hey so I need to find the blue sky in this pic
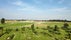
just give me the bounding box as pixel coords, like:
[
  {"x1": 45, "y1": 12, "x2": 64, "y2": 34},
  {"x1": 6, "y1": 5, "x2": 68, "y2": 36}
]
[{"x1": 0, "y1": 0, "x2": 71, "y2": 20}]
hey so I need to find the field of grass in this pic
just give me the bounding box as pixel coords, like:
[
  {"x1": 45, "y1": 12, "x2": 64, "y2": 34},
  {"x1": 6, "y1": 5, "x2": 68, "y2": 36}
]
[{"x1": 0, "y1": 21, "x2": 71, "y2": 40}]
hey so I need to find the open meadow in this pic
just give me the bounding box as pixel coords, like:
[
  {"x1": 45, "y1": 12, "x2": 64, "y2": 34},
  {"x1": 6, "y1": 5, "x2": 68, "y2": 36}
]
[{"x1": 0, "y1": 21, "x2": 71, "y2": 40}]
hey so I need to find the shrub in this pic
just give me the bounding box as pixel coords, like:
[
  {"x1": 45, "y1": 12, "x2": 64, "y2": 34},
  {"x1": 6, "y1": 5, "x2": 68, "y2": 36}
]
[
  {"x1": 47, "y1": 26, "x2": 53, "y2": 32},
  {"x1": 63, "y1": 23, "x2": 69, "y2": 28},
  {"x1": 16, "y1": 28, "x2": 19, "y2": 31},
  {"x1": 1, "y1": 18, "x2": 5, "y2": 24},
  {"x1": 6, "y1": 29, "x2": 12, "y2": 34},
  {"x1": 31, "y1": 24, "x2": 35, "y2": 31},
  {"x1": 54, "y1": 25, "x2": 59, "y2": 31},
  {"x1": 21, "y1": 27, "x2": 25, "y2": 31},
  {"x1": 33, "y1": 31, "x2": 37, "y2": 35},
  {"x1": 36, "y1": 27, "x2": 39, "y2": 29},
  {"x1": 62, "y1": 23, "x2": 69, "y2": 33},
  {"x1": 47, "y1": 26, "x2": 51, "y2": 29}
]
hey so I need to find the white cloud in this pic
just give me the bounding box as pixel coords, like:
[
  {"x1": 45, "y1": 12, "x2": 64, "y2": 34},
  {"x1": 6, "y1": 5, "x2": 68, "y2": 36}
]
[
  {"x1": 0, "y1": 0, "x2": 71, "y2": 20},
  {"x1": 12, "y1": 1, "x2": 23, "y2": 6},
  {"x1": 0, "y1": 7, "x2": 71, "y2": 20},
  {"x1": 58, "y1": 0, "x2": 65, "y2": 4},
  {"x1": 11, "y1": 0, "x2": 43, "y2": 13}
]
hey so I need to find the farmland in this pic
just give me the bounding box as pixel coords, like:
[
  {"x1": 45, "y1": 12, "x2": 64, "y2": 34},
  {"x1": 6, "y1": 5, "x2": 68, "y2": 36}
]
[{"x1": 0, "y1": 21, "x2": 71, "y2": 40}]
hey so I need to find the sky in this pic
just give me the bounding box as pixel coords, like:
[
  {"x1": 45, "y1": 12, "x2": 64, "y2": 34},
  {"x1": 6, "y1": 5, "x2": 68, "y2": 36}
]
[{"x1": 0, "y1": 0, "x2": 71, "y2": 20}]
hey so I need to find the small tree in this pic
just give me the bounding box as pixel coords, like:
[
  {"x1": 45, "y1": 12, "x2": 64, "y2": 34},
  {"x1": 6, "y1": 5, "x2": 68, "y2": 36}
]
[{"x1": 1, "y1": 18, "x2": 5, "y2": 24}]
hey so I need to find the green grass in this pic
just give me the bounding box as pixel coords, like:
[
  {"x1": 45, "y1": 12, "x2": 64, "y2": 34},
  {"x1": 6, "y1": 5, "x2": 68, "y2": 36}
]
[{"x1": 0, "y1": 21, "x2": 71, "y2": 40}]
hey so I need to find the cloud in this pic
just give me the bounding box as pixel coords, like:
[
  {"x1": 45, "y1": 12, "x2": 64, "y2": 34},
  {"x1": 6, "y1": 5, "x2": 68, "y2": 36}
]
[
  {"x1": 0, "y1": 0, "x2": 71, "y2": 20},
  {"x1": 10, "y1": 0, "x2": 43, "y2": 13},
  {"x1": 0, "y1": 6, "x2": 71, "y2": 20},
  {"x1": 13, "y1": 1, "x2": 22, "y2": 5},
  {"x1": 58, "y1": 0, "x2": 65, "y2": 4},
  {"x1": 11, "y1": 1, "x2": 23, "y2": 6}
]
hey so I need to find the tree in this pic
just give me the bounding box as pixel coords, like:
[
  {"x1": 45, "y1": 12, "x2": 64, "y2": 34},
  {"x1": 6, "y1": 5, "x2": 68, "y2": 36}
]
[{"x1": 1, "y1": 18, "x2": 5, "y2": 24}]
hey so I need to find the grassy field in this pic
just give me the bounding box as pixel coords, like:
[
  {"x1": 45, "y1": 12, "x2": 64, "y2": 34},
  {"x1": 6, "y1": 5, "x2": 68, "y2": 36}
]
[{"x1": 0, "y1": 21, "x2": 71, "y2": 40}]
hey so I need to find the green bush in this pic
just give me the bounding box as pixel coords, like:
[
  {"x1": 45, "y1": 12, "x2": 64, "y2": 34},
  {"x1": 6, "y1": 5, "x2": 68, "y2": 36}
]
[
  {"x1": 15, "y1": 28, "x2": 19, "y2": 31},
  {"x1": 6, "y1": 29, "x2": 12, "y2": 34},
  {"x1": 21, "y1": 27, "x2": 25, "y2": 31},
  {"x1": 1, "y1": 18, "x2": 5, "y2": 24},
  {"x1": 31, "y1": 24, "x2": 35, "y2": 31}
]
